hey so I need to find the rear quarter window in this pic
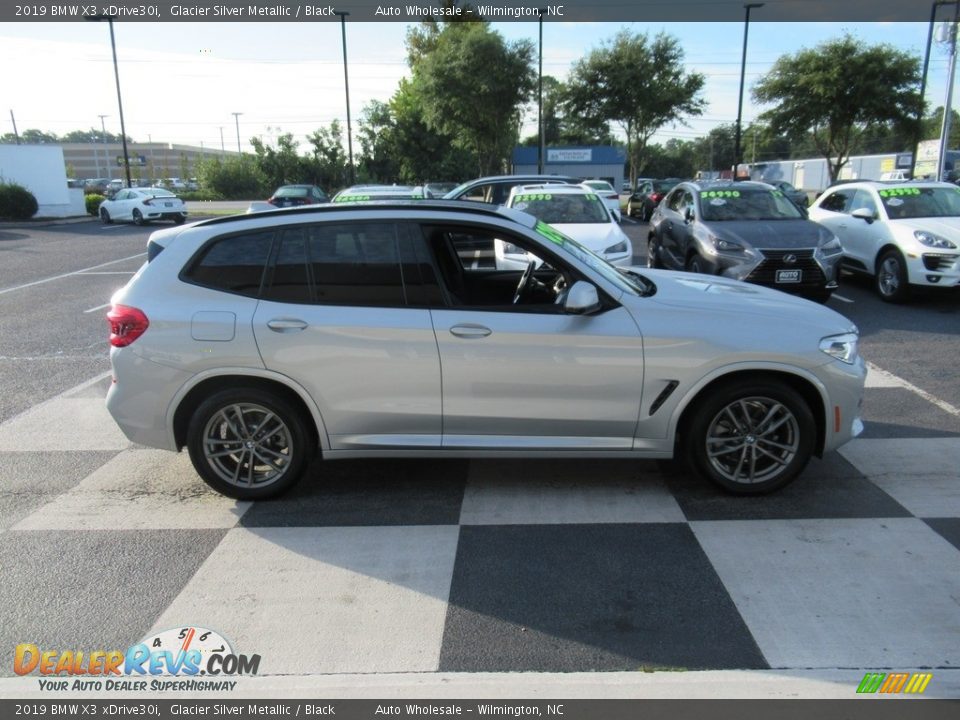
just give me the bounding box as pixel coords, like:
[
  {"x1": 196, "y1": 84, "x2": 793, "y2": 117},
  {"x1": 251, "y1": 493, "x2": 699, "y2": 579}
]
[{"x1": 182, "y1": 230, "x2": 274, "y2": 297}]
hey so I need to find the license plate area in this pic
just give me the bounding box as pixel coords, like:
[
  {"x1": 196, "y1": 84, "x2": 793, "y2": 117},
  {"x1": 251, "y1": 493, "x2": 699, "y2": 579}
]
[{"x1": 776, "y1": 269, "x2": 802, "y2": 283}]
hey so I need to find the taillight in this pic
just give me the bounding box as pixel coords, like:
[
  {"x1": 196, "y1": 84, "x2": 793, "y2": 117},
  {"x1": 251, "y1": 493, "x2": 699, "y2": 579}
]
[
  {"x1": 142, "y1": 198, "x2": 153, "y2": 206},
  {"x1": 651, "y1": 193, "x2": 663, "y2": 202},
  {"x1": 107, "y1": 305, "x2": 149, "y2": 347}
]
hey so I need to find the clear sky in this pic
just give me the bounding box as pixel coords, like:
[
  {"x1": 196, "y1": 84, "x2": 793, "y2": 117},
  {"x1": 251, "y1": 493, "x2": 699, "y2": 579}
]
[{"x1": 0, "y1": 20, "x2": 948, "y2": 154}]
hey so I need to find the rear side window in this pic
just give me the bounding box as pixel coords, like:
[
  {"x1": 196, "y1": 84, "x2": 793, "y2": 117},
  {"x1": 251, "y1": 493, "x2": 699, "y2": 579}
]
[
  {"x1": 183, "y1": 230, "x2": 274, "y2": 297},
  {"x1": 309, "y1": 223, "x2": 404, "y2": 306}
]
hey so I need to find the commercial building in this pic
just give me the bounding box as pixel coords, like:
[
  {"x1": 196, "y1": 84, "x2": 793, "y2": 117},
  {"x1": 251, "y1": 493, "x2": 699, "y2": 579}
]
[
  {"x1": 512, "y1": 146, "x2": 627, "y2": 190},
  {"x1": 60, "y1": 142, "x2": 238, "y2": 183}
]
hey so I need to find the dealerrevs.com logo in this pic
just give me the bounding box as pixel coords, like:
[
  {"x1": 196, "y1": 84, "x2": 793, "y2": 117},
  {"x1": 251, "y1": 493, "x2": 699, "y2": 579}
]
[{"x1": 14, "y1": 626, "x2": 260, "y2": 692}]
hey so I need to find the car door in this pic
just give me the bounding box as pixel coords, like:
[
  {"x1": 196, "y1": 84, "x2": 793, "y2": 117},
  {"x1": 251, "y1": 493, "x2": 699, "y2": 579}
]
[
  {"x1": 811, "y1": 188, "x2": 873, "y2": 271},
  {"x1": 420, "y1": 223, "x2": 645, "y2": 449},
  {"x1": 658, "y1": 188, "x2": 691, "y2": 268},
  {"x1": 251, "y1": 221, "x2": 442, "y2": 451},
  {"x1": 840, "y1": 189, "x2": 889, "y2": 269}
]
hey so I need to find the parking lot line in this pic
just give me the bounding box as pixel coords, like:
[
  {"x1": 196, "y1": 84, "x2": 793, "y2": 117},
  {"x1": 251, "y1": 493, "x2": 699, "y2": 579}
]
[
  {"x1": 0, "y1": 253, "x2": 146, "y2": 297},
  {"x1": 83, "y1": 302, "x2": 112, "y2": 314},
  {"x1": 866, "y1": 361, "x2": 960, "y2": 418},
  {"x1": 831, "y1": 294, "x2": 854, "y2": 303}
]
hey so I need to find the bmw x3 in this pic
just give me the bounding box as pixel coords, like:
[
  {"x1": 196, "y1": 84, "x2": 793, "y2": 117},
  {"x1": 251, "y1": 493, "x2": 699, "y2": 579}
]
[{"x1": 106, "y1": 201, "x2": 865, "y2": 499}]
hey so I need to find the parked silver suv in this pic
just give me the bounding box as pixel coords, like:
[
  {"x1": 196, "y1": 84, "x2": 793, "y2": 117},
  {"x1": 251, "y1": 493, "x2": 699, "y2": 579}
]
[{"x1": 107, "y1": 201, "x2": 865, "y2": 499}]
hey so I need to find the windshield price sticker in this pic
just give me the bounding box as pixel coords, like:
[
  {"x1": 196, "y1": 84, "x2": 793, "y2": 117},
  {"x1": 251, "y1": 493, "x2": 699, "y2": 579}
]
[
  {"x1": 515, "y1": 193, "x2": 553, "y2": 202},
  {"x1": 701, "y1": 190, "x2": 741, "y2": 199},
  {"x1": 878, "y1": 188, "x2": 921, "y2": 197},
  {"x1": 334, "y1": 195, "x2": 371, "y2": 203}
]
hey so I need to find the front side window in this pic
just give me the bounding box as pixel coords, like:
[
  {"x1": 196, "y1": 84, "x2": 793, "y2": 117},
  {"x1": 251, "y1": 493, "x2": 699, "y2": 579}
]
[
  {"x1": 183, "y1": 230, "x2": 274, "y2": 297},
  {"x1": 819, "y1": 189, "x2": 855, "y2": 214}
]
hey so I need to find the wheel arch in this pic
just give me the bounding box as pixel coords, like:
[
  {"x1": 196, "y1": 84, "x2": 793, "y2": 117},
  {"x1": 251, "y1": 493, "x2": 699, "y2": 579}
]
[
  {"x1": 672, "y1": 367, "x2": 827, "y2": 458},
  {"x1": 169, "y1": 370, "x2": 327, "y2": 453},
  {"x1": 873, "y1": 243, "x2": 904, "y2": 274}
]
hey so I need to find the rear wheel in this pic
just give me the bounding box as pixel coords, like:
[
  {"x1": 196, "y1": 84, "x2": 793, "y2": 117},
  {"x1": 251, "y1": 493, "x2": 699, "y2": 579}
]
[
  {"x1": 875, "y1": 249, "x2": 910, "y2": 303},
  {"x1": 684, "y1": 380, "x2": 815, "y2": 494},
  {"x1": 186, "y1": 388, "x2": 315, "y2": 500},
  {"x1": 132, "y1": 209, "x2": 145, "y2": 226},
  {"x1": 174, "y1": 214, "x2": 186, "y2": 225}
]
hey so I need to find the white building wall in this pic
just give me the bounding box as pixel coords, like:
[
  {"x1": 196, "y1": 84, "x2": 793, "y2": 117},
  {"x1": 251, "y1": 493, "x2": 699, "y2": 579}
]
[{"x1": 0, "y1": 145, "x2": 80, "y2": 218}]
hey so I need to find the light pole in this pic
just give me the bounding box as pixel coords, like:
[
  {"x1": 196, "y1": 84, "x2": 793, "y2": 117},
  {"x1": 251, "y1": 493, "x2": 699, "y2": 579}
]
[
  {"x1": 912, "y1": 1, "x2": 957, "y2": 180},
  {"x1": 734, "y1": 3, "x2": 763, "y2": 181},
  {"x1": 87, "y1": 13, "x2": 132, "y2": 188},
  {"x1": 219, "y1": 126, "x2": 225, "y2": 153},
  {"x1": 231, "y1": 112, "x2": 243, "y2": 155},
  {"x1": 335, "y1": 10, "x2": 355, "y2": 185},
  {"x1": 537, "y1": 8, "x2": 545, "y2": 174},
  {"x1": 938, "y1": 3, "x2": 960, "y2": 181},
  {"x1": 98, "y1": 114, "x2": 110, "y2": 180}
]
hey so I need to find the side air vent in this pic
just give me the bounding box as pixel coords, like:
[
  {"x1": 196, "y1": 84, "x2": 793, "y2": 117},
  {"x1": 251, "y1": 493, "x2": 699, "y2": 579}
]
[{"x1": 649, "y1": 380, "x2": 679, "y2": 416}]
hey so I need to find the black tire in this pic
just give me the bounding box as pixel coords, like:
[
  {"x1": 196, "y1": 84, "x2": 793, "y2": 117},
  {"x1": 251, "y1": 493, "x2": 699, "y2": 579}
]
[
  {"x1": 647, "y1": 237, "x2": 663, "y2": 269},
  {"x1": 875, "y1": 248, "x2": 910, "y2": 303},
  {"x1": 132, "y1": 209, "x2": 145, "y2": 226},
  {"x1": 186, "y1": 388, "x2": 315, "y2": 500},
  {"x1": 174, "y1": 215, "x2": 186, "y2": 225},
  {"x1": 683, "y1": 379, "x2": 815, "y2": 494},
  {"x1": 806, "y1": 289, "x2": 833, "y2": 304},
  {"x1": 99, "y1": 207, "x2": 112, "y2": 224},
  {"x1": 640, "y1": 204, "x2": 651, "y2": 222},
  {"x1": 686, "y1": 254, "x2": 706, "y2": 274}
]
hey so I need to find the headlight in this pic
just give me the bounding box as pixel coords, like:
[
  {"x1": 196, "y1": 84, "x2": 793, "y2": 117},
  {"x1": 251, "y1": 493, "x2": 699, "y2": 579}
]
[
  {"x1": 712, "y1": 237, "x2": 744, "y2": 253},
  {"x1": 819, "y1": 332, "x2": 859, "y2": 365},
  {"x1": 605, "y1": 241, "x2": 627, "y2": 254},
  {"x1": 817, "y1": 235, "x2": 843, "y2": 255},
  {"x1": 914, "y1": 230, "x2": 957, "y2": 249}
]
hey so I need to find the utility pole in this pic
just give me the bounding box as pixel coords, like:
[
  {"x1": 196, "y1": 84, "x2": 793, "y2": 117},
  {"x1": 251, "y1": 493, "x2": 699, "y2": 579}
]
[
  {"x1": 939, "y1": 8, "x2": 960, "y2": 181},
  {"x1": 99, "y1": 114, "x2": 110, "y2": 180},
  {"x1": 9, "y1": 110, "x2": 20, "y2": 144}
]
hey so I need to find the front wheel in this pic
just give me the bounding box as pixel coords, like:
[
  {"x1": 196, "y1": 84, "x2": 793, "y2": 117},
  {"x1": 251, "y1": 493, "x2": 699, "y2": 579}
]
[
  {"x1": 647, "y1": 237, "x2": 663, "y2": 268},
  {"x1": 99, "y1": 207, "x2": 112, "y2": 224},
  {"x1": 686, "y1": 254, "x2": 707, "y2": 274},
  {"x1": 683, "y1": 380, "x2": 815, "y2": 494},
  {"x1": 186, "y1": 388, "x2": 315, "y2": 500},
  {"x1": 875, "y1": 249, "x2": 910, "y2": 303}
]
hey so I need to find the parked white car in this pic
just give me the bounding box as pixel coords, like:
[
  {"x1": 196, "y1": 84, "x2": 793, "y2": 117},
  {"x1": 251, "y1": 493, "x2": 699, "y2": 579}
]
[
  {"x1": 502, "y1": 184, "x2": 632, "y2": 269},
  {"x1": 808, "y1": 180, "x2": 960, "y2": 301},
  {"x1": 99, "y1": 187, "x2": 187, "y2": 226},
  {"x1": 580, "y1": 179, "x2": 622, "y2": 222},
  {"x1": 106, "y1": 201, "x2": 864, "y2": 499}
]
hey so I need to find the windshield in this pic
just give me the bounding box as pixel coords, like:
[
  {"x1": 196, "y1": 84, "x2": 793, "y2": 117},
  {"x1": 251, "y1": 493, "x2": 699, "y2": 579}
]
[
  {"x1": 533, "y1": 220, "x2": 648, "y2": 296},
  {"x1": 699, "y1": 188, "x2": 804, "y2": 221},
  {"x1": 879, "y1": 187, "x2": 960, "y2": 219},
  {"x1": 512, "y1": 192, "x2": 610, "y2": 224}
]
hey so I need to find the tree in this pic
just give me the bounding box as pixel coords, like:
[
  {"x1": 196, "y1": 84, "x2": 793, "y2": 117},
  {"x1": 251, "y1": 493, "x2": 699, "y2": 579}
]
[
  {"x1": 563, "y1": 31, "x2": 705, "y2": 188},
  {"x1": 305, "y1": 121, "x2": 350, "y2": 190},
  {"x1": 250, "y1": 131, "x2": 304, "y2": 189},
  {"x1": 752, "y1": 34, "x2": 921, "y2": 182},
  {"x1": 195, "y1": 156, "x2": 266, "y2": 199},
  {"x1": 415, "y1": 22, "x2": 536, "y2": 175}
]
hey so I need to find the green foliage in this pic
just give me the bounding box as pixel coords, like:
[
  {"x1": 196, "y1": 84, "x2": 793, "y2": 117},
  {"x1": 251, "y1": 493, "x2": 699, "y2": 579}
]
[
  {"x1": 415, "y1": 23, "x2": 536, "y2": 175},
  {"x1": 0, "y1": 182, "x2": 39, "y2": 220},
  {"x1": 564, "y1": 31, "x2": 705, "y2": 186},
  {"x1": 195, "y1": 156, "x2": 267, "y2": 200},
  {"x1": 752, "y1": 34, "x2": 921, "y2": 182},
  {"x1": 85, "y1": 193, "x2": 106, "y2": 216},
  {"x1": 178, "y1": 189, "x2": 223, "y2": 202}
]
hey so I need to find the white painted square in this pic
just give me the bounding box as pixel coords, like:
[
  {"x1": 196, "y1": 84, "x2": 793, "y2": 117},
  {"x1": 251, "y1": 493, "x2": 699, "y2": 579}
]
[
  {"x1": 0, "y1": 397, "x2": 130, "y2": 451},
  {"x1": 12, "y1": 449, "x2": 250, "y2": 530},
  {"x1": 692, "y1": 518, "x2": 960, "y2": 668},
  {"x1": 840, "y1": 438, "x2": 960, "y2": 517},
  {"x1": 459, "y1": 459, "x2": 685, "y2": 525},
  {"x1": 151, "y1": 526, "x2": 460, "y2": 674}
]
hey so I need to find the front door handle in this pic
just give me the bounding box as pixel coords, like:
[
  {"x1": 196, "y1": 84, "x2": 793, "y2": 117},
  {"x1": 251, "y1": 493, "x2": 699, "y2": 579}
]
[
  {"x1": 450, "y1": 324, "x2": 492, "y2": 339},
  {"x1": 267, "y1": 318, "x2": 308, "y2": 332}
]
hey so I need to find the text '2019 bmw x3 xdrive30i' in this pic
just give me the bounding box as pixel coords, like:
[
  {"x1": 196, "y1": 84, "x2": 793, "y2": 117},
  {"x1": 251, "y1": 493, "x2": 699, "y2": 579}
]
[{"x1": 106, "y1": 200, "x2": 865, "y2": 499}]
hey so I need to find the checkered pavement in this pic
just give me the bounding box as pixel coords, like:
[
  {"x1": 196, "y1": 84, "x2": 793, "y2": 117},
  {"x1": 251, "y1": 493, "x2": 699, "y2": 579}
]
[{"x1": 0, "y1": 369, "x2": 958, "y2": 697}]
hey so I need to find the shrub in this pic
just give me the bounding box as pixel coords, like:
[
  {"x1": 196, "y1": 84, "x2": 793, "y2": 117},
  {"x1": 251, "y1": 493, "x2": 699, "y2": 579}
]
[
  {"x1": 0, "y1": 182, "x2": 39, "y2": 220},
  {"x1": 86, "y1": 193, "x2": 106, "y2": 216},
  {"x1": 178, "y1": 189, "x2": 224, "y2": 202}
]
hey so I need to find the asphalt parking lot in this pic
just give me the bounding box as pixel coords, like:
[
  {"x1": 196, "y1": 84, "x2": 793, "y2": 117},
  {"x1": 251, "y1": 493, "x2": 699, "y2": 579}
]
[{"x1": 0, "y1": 213, "x2": 958, "y2": 698}]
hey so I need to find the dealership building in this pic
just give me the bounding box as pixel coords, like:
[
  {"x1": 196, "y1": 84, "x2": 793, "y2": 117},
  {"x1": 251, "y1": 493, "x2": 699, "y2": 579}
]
[{"x1": 512, "y1": 146, "x2": 627, "y2": 189}]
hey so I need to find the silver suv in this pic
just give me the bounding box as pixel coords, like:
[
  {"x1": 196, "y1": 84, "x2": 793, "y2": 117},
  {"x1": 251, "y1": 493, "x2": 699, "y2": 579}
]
[{"x1": 107, "y1": 201, "x2": 865, "y2": 499}]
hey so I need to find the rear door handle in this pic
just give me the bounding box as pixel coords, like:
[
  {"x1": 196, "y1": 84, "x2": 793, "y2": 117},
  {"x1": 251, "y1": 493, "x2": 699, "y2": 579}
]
[
  {"x1": 450, "y1": 324, "x2": 492, "y2": 339},
  {"x1": 267, "y1": 318, "x2": 308, "y2": 332}
]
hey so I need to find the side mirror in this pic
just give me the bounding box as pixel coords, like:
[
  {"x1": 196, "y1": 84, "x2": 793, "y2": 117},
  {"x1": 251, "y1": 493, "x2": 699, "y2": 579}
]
[
  {"x1": 851, "y1": 207, "x2": 876, "y2": 223},
  {"x1": 684, "y1": 206, "x2": 695, "y2": 223},
  {"x1": 564, "y1": 281, "x2": 601, "y2": 315}
]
